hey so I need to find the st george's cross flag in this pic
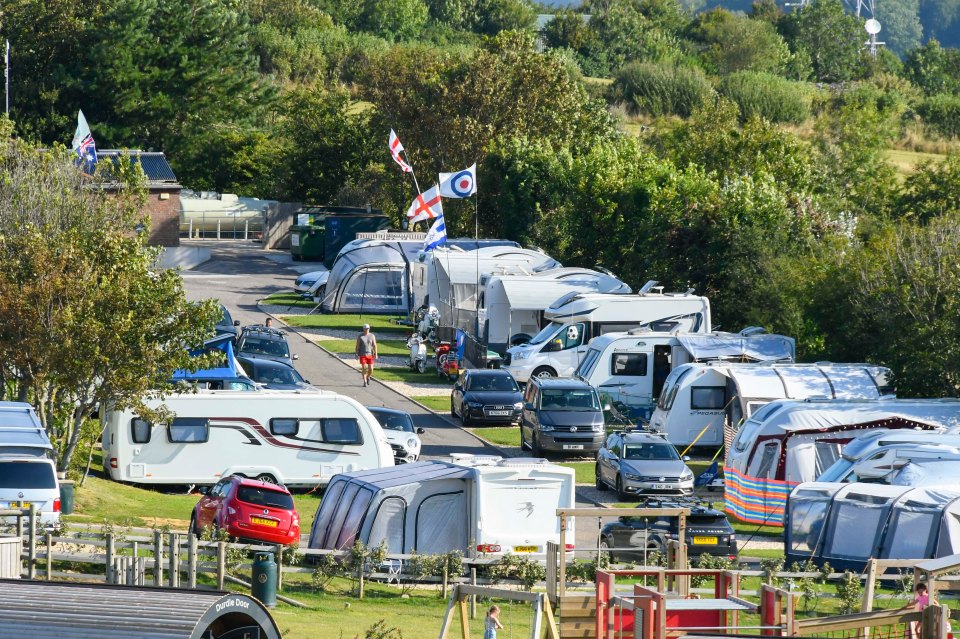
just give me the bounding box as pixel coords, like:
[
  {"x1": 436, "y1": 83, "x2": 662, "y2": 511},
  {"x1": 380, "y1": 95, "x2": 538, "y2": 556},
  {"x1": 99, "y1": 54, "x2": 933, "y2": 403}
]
[
  {"x1": 424, "y1": 214, "x2": 447, "y2": 250},
  {"x1": 406, "y1": 184, "x2": 444, "y2": 224},
  {"x1": 388, "y1": 129, "x2": 412, "y2": 173},
  {"x1": 438, "y1": 163, "x2": 477, "y2": 198}
]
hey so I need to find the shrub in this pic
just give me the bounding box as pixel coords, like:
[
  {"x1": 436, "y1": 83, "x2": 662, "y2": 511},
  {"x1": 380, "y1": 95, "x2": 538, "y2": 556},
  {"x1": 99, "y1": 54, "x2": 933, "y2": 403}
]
[
  {"x1": 717, "y1": 71, "x2": 811, "y2": 124},
  {"x1": 918, "y1": 93, "x2": 960, "y2": 138},
  {"x1": 611, "y1": 62, "x2": 713, "y2": 117}
]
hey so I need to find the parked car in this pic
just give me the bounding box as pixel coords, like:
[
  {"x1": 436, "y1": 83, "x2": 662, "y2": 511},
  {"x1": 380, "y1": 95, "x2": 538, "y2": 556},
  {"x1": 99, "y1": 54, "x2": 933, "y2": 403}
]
[
  {"x1": 190, "y1": 475, "x2": 300, "y2": 545},
  {"x1": 215, "y1": 304, "x2": 241, "y2": 341},
  {"x1": 599, "y1": 504, "x2": 737, "y2": 562},
  {"x1": 450, "y1": 369, "x2": 523, "y2": 426},
  {"x1": 0, "y1": 457, "x2": 61, "y2": 527},
  {"x1": 520, "y1": 377, "x2": 606, "y2": 457},
  {"x1": 294, "y1": 270, "x2": 329, "y2": 298},
  {"x1": 367, "y1": 407, "x2": 425, "y2": 464},
  {"x1": 237, "y1": 356, "x2": 314, "y2": 391},
  {"x1": 236, "y1": 325, "x2": 298, "y2": 365},
  {"x1": 595, "y1": 430, "x2": 694, "y2": 499}
]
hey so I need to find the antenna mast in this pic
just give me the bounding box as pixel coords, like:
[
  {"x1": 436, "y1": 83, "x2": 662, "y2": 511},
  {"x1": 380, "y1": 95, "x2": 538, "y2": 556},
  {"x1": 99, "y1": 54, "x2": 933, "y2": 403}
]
[{"x1": 785, "y1": 0, "x2": 884, "y2": 57}]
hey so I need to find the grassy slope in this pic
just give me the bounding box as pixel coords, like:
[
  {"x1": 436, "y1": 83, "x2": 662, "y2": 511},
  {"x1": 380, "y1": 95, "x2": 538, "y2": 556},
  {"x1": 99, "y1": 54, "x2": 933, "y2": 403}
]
[{"x1": 884, "y1": 148, "x2": 947, "y2": 174}]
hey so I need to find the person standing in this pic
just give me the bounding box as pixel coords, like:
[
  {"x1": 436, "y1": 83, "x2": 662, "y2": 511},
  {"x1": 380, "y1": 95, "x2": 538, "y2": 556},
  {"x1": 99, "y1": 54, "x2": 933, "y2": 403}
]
[
  {"x1": 484, "y1": 605, "x2": 503, "y2": 639},
  {"x1": 355, "y1": 323, "x2": 378, "y2": 386}
]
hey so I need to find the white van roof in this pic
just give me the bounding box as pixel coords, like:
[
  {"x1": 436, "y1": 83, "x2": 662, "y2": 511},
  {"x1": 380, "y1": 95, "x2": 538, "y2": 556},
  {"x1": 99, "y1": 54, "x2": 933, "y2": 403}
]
[{"x1": 0, "y1": 402, "x2": 52, "y2": 452}]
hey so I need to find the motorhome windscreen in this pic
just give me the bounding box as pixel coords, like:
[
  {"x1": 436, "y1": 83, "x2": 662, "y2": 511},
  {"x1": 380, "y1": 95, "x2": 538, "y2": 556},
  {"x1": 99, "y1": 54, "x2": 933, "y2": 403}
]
[
  {"x1": 623, "y1": 443, "x2": 680, "y2": 461},
  {"x1": 0, "y1": 461, "x2": 55, "y2": 488},
  {"x1": 237, "y1": 486, "x2": 295, "y2": 510},
  {"x1": 816, "y1": 458, "x2": 854, "y2": 482},
  {"x1": 541, "y1": 389, "x2": 600, "y2": 411},
  {"x1": 528, "y1": 322, "x2": 562, "y2": 345}
]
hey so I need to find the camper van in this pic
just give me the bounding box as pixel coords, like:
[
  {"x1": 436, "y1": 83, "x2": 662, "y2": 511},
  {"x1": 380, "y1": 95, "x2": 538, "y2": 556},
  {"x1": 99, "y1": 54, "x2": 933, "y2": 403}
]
[
  {"x1": 648, "y1": 362, "x2": 893, "y2": 448},
  {"x1": 102, "y1": 391, "x2": 394, "y2": 487},
  {"x1": 503, "y1": 288, "x2": 712, "y2": 384},
  {"x1": 308, "y1": 455, "x2": 575, "y2": 557},
  {"x1": 573, "y1": 331, "x2": 795, "y2": 423},
  {"x1": 0, "y1": 402, "x2": 61, "y2": 526}
]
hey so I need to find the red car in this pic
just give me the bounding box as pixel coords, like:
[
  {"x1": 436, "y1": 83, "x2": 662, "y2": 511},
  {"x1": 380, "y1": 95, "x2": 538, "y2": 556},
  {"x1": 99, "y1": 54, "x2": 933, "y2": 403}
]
[{"x1": 190, "y1": 475, "x2": 300, "y2": 546}]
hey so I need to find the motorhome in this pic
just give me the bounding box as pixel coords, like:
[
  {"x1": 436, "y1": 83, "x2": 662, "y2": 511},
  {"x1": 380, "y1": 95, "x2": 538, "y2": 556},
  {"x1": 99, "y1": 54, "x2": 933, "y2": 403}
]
[
  {"x1": 308, "y1": 455, "x2": 575, "y2": 558},
  {"x1": 648, "y1": 362, "x2": 893, "y2": 448},
  {"x1": 724, "y1": 398, "x2": 957, "y2": 525},
  {"x1": 102, "y1": 391, "x2": 394, "y2": 487},
  {"x1": 0, "y1": 402, "x2": 61, "y2": 526},
  {"x1": 572, "y1": 331, "x2": 795, "y2": 423},
  {"x1": 503, "y1": 287, "x2": 712, "y2": 383}
]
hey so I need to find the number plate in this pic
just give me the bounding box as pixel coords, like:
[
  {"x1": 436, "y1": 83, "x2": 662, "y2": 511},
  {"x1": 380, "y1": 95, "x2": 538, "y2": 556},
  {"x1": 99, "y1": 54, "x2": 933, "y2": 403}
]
[
  {"x1": 693, "y1": 536, "x2": 718, "y2": 545},
  {"x1": 563, "y1": 444, "x2": 584, "y2": 450},
  {"x1": 487, "y1": 410, "x2": 510, "y2": 416},
  {"x1": 0, "y1": 501, "x2": 29, "y2": 509},
  {"x1": 513, "y1": 545, "x2": 538, "y2": 553},
  {"x1": 652, "y1": 484, "x2": 673, "y2": 490},
  {"x1": 250, "y1": 516, "x2": 278, "y2": 528}
]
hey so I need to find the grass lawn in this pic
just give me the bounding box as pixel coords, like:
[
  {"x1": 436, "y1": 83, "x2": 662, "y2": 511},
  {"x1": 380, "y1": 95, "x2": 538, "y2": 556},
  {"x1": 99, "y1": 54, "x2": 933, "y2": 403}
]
[
  {"x1": 468, "y1": 426, "x2": 519, "y2": 448},
  {"x1": 885, "y1": 148, "x2": 946, "y2": 174},
  {"x1": 412, "y1": 395, "x2": 450, "y2": 412},
  {"x1": 558, "y1": 461, "x2": 595, "y2": 484},
  {"x1": 283, "y1": 313, "x2": 410, "y2": 335},
  {"x1": 319, "y1": 338, "x2": 408, "y2": 356},
  {"x1": 261, "y1": 292, "x2": 317, "y2": 309},
  {"x1": 375, "y1": 367, "x2": 455, "y2": 385}
]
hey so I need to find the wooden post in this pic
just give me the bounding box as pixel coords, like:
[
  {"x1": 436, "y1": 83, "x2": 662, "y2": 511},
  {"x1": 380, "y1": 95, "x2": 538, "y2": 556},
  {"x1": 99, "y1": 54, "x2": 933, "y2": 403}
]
[
  {"x1": 276, "y1": 545, "x2": 283, "y2": 592},
  {"x1": 438, "y1": 587, "x2": 459, "y2": 639},
  {"x1": 458, "y1": 597, "x2": 471, "y2": 639},
  {"x1": 27, "y1": 504, "x2": 36, "y2": 579},
  {"x1": 217, "y1": 541, "x2": 226, "y2": 590},
  {"x1": 168, "y1": 533, "x2": 179, "y2": 588},
  {"x1": 544, "y1": 597, "x2": 561, "y2": 639},
  {"x1": 105, "y1": 534, "x2": 115, "y2": 584},
  {"x1": 470, "y1": 568, "x2": 477, "y2": 619},
  {"x1": 45, "y1": 533, "x2": 52, "y2": 581},
  {"x1": 16, "y1": 511, "x2": 23, "y2": 539},
  {"x1": 154, "y1": 530, "x2": 163, "y2": 586},
  {"x1": 558, "y1": 512, "x2": 567, "y2": 598},
  {"x1": 188, "y1": 534, "x2": 197, "y2": 589},
  {"x1": 862, "y1": 558, "x2": 878, "y2": 612},
  {"x1": 443, "y1": 565, "x2": 449, "y2": 598},
  {"x1": 357, "y1": 557, "x2": 365, "y2": 600}
]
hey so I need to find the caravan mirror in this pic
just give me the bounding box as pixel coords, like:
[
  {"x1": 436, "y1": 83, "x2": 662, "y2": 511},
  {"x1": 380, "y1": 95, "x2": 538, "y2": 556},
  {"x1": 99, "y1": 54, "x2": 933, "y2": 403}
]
[{"x1": 417, "y1": 427, "x2": 426, "y2": 435}]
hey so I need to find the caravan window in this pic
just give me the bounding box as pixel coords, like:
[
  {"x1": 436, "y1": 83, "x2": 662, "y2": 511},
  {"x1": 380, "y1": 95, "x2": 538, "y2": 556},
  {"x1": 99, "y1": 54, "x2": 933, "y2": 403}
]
[
  {"x1": 690, "y1": 387, "x2": 725, "y2": 410},
  {"x1": 657, "y1": 368, "x2": 692, "y2": 411},
  {"x1": 336, "y1": 487, "x2": 374, "y2": 549},
  {"x1": 884, "y1": 509, "x2": 938, "y2": 559},
  {"x1": 826, "y1": 502, "x2": 886, "y2": 559},
  {"x1": 814, "y1": 442, "x2": 843, "y2": 477},
  {"x1": 750, "y1": 441, "x2": 780, "y2": 480},
  {"x1": 611, "y1": 353, "x2": 647, "y2": 376},
  {"x1": 295, "y1": 418, "x2": 364, "y2": 445},
  {"x1": 131, "y1": 419, "x2": 151, "y2": 444},
  {"x1": 369, "y1": 497, "x2": 406, "y2": 553},
  {"x1": 270, "y1": 419, "x2": 298, "y2": 436},
  {"x1": 788, "y1": 498, "x2": 830, "y2": 555},
  {"x1": 167, "y1": 418, "x2": 209, "y2": 443}
]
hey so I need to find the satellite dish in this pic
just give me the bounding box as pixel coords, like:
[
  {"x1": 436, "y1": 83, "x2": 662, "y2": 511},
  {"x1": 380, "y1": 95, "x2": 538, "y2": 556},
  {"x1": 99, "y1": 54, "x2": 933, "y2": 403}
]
[{"x1": 865, "y1": 19, "x2": 882, "y2": 35}]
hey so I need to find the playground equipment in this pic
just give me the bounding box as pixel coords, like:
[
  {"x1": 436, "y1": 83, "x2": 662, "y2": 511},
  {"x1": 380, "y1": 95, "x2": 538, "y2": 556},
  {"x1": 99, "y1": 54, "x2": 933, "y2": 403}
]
[{"x1": 438, "y1": 584, "x2": 560, "y2": 639}]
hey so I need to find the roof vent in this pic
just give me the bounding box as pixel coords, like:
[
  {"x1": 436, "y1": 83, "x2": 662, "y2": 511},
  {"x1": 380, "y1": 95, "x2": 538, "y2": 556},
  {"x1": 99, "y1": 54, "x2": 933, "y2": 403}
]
[{"x1": 638, "y1": 280, "x2": 660, "y2": 295}]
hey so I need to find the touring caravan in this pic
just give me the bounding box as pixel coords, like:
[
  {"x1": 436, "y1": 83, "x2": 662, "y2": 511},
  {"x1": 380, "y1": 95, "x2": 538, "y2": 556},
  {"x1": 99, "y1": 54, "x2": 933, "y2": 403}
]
[
  {"x1": 648, "y1": 362, "x2": 893, "y2": 448},
  {"x1": 785, "y1": 482, "x2": 960, "y2": 571},
  {"x1": 308, "y1": 456, "x2": 575, "y2": 557},
  {"x1": 102, "y1": 391, "x2": 394, "y2": 487},
  {"x1": 409, "y1": 240, "x2": 521, "y2": 311},
  {"x1": 573, "y1": 331, "x2": 795, "y2": 423},
  {"x1": 503, "y1": 289, "x2": 713, "y2": 383},
  {"x1": 724, "y1": 398, "x2": 956, "y2": 525}
]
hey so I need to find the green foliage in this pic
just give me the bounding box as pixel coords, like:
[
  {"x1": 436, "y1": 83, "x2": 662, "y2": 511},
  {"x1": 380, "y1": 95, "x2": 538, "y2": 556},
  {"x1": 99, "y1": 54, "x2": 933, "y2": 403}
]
[
  {"x1": 691, "y1": 554, "x2": 736, "y2": 587},
  {"x1": 918, "y1": 93, "x2": 960, "y2": 139},
  {"x1": 874, "y1": 0, "x2": 922, "y2": 56},
  {"x1": 487, "y1": 553, "x2": 546, "y2": 590},
  {"x1": 364, "y1": 620, "x2": 403, "y2": 639},
  {"x1": 580, "y1": 0, "x2": 689, "y2": 73},
  {"x1": 360, "y1": 0, "x2": 429, "y2": 41},
  {"x1": 566, "y1": 552, "x2": 611, "y2": 583},
  {"x1": 788, "y1": 559, "x2": 831, "y2": 614},
  {"x1": 717, "y1": 71, "x2": 811, "y2": 124},
  {"x1": 899, "y1": 152, "x2": 960, "y2": 221},
  {"x1": 311, "y1": 553, "x2": 341, "y2": 592},
  {"x1": 611, "y1": 62, "x2": 713, "y2": 117},
  {"x1": 903, "y1": 39, "x2": 960, "y2": 96},
  {"x1": 836, "y1": 571, "x2": 864, "y2": 614},
  {"x1": 686, "y1": 8, "x2": 791, "y2": 75},
  {"x1": 783, "y1": 0, "x2": 868, "y2": 83},
  {"x1": 760, "y1": 556, "x2": 785, "y2": 585}
]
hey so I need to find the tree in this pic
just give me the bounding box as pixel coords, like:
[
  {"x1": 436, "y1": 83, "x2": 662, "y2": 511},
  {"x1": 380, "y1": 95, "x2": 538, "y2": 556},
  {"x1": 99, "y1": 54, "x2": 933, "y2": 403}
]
[
  {"x1": 902, "y1": 39, "x2": 960, "y2": 96},
  {"x1": 898, "y1": 153, "x2": 960, "y2": 221},
  {"x1": 543, "y1": 9, "x2": 598, "y2": 53},
  {"x1": 784, "y1": 0, "x2": 868, "y2": 83},
  {"x1": 874, "y1": 0, "x2": 922, "y2": 56},
  {"x1": 359, "y1": 0, "x2": 429, "y2": 40},
  {"x1": 686, "y1": 8, "x2": 791, "y2": 75},
  {"x1": 0, "y1": 142, "x2": 219, "y2": 472}
]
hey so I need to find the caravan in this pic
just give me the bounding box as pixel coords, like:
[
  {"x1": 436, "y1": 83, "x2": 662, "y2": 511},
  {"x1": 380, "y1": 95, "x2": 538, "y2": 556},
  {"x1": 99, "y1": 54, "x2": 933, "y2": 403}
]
[
  {"x1": 574, "y1": 331, "x2": 795, "y2": 423},
  {"x1": 503, "y1": 288, "x2": 712, "y2": 383},
  {"x1": 649, "y1": 362, "x2": 893, "y2": 447},
  {"x1": 307, "y1": 456, "x2": 575, "y2": 557},
  {"x1": 102, "y1": 391, "x2": 394, "y2": 487}
]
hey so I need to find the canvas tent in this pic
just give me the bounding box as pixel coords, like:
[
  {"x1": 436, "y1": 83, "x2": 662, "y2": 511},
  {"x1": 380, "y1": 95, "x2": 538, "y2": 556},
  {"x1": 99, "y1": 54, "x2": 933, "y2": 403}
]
[
  {"x1": 724, "y1": 398, "x2": 953, "y2": 525},
  {"x1": 307, "y1": 457, "x2": 575, "y2": 557},
  {"x1": 320, "y1": 240, "x2": 422, "y2": 314},
  {"x1": 786, "y1": 482, "x2": 960, "y2": 570}
]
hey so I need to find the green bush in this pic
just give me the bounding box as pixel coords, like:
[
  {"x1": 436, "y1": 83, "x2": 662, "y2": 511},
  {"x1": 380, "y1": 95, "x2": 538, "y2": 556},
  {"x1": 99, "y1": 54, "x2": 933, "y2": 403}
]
[
  {"x1": 918, "y1": 93, "x2": 960, "y2": 138},
  {"x1": 611, "y1": 62, "x2": 713, "y2": 118},
  {"x1": 717, "y1": 71, "x2": 811, "y2": 124}
]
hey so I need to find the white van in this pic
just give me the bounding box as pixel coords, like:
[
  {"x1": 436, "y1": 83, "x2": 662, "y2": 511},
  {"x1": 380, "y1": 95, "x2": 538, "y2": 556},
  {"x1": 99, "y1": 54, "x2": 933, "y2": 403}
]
[
  {"x1": 102, "y1": 390, "x2": 394, "y2": 487},
  {"x1": 574, "y1": 331, "x2": 795, "y2": 423},
  {"x1": 308, "y1": 455, "x2": 575, "y2": 557},
  {"x1": 503, "y1": 288, "x2": 712, "y2": 383},
  {"x1": 0, "y1": 402, "x2": 61, "y2": 526},
  {"x1": 649, "y1": 362, "x2": 893, "y2": 447}
]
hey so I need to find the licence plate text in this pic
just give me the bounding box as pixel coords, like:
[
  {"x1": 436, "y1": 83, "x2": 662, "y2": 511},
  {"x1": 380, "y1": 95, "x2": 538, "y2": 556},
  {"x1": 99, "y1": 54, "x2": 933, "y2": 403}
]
[
  {"x1": 513, "y1": 545, "x2": 538, "y2": 553},
  {"x1": 0, "y1": 501, "x2": 29, "y2": 509},
  {"x1": 563, "y1": 444, "x2": 584, "y2": 450},
  {"x1": 652, "y1": 484, "x2": 673, "y2": 490},
  {"x1": 693, "y1": 536, "x2": 718, "y2": 545},
  {"x1": 487, "y1": 410, "x2": 510, "y2": 416},
  {"x1": 250, "y1": 516, "x2": 278, "y2": 527}
]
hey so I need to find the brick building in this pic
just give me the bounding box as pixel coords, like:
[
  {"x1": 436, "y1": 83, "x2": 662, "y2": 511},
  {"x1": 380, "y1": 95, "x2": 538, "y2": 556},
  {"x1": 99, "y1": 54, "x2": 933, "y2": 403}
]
[{"x1": 98, "y1": 150, "x2": 181, "y2": 247}]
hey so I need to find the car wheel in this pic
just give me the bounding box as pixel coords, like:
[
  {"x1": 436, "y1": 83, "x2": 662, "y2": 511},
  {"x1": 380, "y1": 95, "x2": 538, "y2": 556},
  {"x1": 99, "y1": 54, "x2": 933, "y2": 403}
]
[
  {"x1": 595, "y1": 465, "x2": 608, "y2": 491},
  {"x1": 450, "y1": 398, "x2": 457, "y2": 417},
  {"x1": 415, "y1": 358, "x2": 426, "y2": 374},
  {"x1": 599, "y1": 537, "x2": 617, "y2": 562},
  {"x1": 531, "y1": 435, "x2": 543, "y2": 457},
  {"x1": 616, "y1": 474, "x2": 630, "y2": 502},
  {"x1": 255, "y1": 473, "x2": 277, "y2": 484},
  {"x1": 520, "y1": 428, "x2": 528, "y2": 451},
  {"x1": 460, "y1": 411, "x2": 471, "y2": 428},
  {"x1": 532, "y1": 366, "x2": 556, "y2": 379}
]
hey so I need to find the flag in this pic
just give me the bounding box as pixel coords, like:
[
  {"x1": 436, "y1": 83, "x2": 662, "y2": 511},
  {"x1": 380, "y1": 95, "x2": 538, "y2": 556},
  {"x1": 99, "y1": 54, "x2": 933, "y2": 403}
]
[
  {"x1": 388, "y1": 129, "x2": 412, "y2": 173},
  {"x1": 406, "y1": 184, "x2": 443, "y2": 224},
  {"x1": 424, "y1": 215, "x2": 447, "y2": 250},
  {"x1": 71, "y1": 110, "x2": 97, "y2": 169},
  {"x1": 438, "y1": 163, "x2": 477, "y2": 198}
]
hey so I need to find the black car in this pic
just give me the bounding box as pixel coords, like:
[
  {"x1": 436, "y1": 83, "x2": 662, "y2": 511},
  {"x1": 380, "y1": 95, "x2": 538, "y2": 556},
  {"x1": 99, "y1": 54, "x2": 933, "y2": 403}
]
[
  {"x1": 450, "y1": 369, "x2": 523, "y2": 426},
  {"x1": 599, "y1": 505, "x2": 738, "y2": 562},
  {"x1": 237, "y1": 356, "x2": 313, "y2": 390},
  {"x1": 236, "y1": 325, "x2": 298, "y2": 366},
  {"x1": 215, "y1": 304, "x2": 241, "y2": 341}
]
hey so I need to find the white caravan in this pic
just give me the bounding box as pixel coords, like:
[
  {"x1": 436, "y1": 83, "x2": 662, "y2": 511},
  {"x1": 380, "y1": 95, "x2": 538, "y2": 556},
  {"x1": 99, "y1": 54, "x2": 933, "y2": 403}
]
[
  {"x1": 503, "y1": 288, "x2": 712, "y2": 383},
  {"x1": 649, "y1": 362, "x2": 893, "y2": 447},
  {"x1": 573, "y1": 331, "x2": 796, "y2": 423},
  {"x1": 102, "y1": 391, "x2": 394, "y2": 487},
  {"x1": 308, "y1": 455, "x2": 575, "y2": 557}
]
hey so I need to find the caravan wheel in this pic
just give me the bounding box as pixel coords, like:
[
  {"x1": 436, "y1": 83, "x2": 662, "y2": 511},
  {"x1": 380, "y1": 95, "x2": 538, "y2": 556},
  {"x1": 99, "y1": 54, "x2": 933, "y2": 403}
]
[{"x1": 255, "y1": 473, "x2": 277, "y2": 484}]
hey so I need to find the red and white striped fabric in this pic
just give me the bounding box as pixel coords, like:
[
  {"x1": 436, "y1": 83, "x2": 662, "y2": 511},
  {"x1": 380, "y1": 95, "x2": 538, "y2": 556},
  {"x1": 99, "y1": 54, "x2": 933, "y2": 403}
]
[
  {"x1": 406, "y1": 185, "x2": 444, "y2": 224},
  {"x1": 388, "y1": 129, "x2": 412, "y2": 173}
]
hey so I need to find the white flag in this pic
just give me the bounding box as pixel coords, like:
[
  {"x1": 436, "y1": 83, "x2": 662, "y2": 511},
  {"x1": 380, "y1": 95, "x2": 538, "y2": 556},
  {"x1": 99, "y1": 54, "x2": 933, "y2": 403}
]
[
  {"x1": 424, "y1": 215, "x2": 447, "y2": 250},
  {"x1": 438, "y1": 163, "x2": 477, "y2": 198},
  {"x1": 388, "y1": 129, "x2": 412, "y2": 173},
  {"x1": 406, "y1": 184, "x2": 444, "y2": 224}
]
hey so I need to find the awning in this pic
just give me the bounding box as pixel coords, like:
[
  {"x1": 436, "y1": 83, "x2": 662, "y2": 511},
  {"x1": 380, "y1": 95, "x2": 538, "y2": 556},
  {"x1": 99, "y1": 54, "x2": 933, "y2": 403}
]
[{"x1": 676, "y1": 334, "x2": 795, "y2": 362}]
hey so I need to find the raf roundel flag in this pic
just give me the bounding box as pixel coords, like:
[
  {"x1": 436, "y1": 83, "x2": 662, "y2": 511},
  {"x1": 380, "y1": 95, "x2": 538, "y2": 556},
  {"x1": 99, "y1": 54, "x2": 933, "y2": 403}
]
[{"x1": 438, "y1": 164, "x2": 477, "y2": 199}]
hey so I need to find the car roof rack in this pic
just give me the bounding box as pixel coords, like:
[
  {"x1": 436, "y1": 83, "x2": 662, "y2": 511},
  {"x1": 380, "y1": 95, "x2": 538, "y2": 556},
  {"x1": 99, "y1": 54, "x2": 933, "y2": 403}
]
[
  {"x1": 242, "y1": 325, "x2": 287, "y2": 338},
  {"x1": 635, "y1": 495, "x2": 718, "y2": 510}
]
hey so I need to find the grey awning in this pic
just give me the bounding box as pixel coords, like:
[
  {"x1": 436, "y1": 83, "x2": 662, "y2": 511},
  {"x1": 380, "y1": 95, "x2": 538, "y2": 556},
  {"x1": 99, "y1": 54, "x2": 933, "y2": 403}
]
[{"x1": 676, "y1": 334, "x2": 795, "y2": 362}]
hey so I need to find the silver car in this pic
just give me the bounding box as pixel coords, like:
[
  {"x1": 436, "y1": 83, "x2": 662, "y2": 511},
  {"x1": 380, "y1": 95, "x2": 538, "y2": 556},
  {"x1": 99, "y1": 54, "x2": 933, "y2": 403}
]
[{"x1": 595, "y1": 431, "x2": 694, "y2": 500}]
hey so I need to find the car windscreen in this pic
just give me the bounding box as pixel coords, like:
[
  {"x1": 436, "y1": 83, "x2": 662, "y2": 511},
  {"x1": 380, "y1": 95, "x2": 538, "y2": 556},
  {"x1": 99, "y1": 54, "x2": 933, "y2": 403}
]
[
  {"x1": 468, "y1": 375, "x2": 518, "y2": 392},
  {"x1": 0, "y1": 461, "x2": 56, "y2": 489},
  {"x1": 541, "y1": 389, "x2": 600, "y2": 411},
  {"x1": 527, "y1": 322, "x2": 562, "y2": 346},
  {"x1": 622, "y1": 443, "x2": 681, "y2": 461},
  {"x1": 236, "y1": 486, "x2": 295, "y2": 509},
  {"x1": 371, "y1": 411, "x2": 414, "y2": 432},
  {"x1": 253, "y1": 366, "x2": 303, "y2": 385},
  {"x1": 241, "y1": 337, "x2": 290, "y2": 358},
  {"x1": 689, "y1": 515, "x2": 729, "y2": 527}
]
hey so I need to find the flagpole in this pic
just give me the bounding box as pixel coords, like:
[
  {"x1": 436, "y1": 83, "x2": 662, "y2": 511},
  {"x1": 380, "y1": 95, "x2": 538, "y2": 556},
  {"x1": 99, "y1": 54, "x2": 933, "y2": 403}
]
[
  {"x1": 474, "y1": 195, "x2": 478, "y2": 238},
  {"x1": 4, "y1": 40, "x2": 10, "y2": 117}
]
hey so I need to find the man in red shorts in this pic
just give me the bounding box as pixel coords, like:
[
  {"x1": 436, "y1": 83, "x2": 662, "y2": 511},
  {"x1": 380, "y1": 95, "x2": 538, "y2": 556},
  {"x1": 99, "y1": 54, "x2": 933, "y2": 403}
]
[{"x1": 355, "y1": 323, "x2": 378, "y2": 387}]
